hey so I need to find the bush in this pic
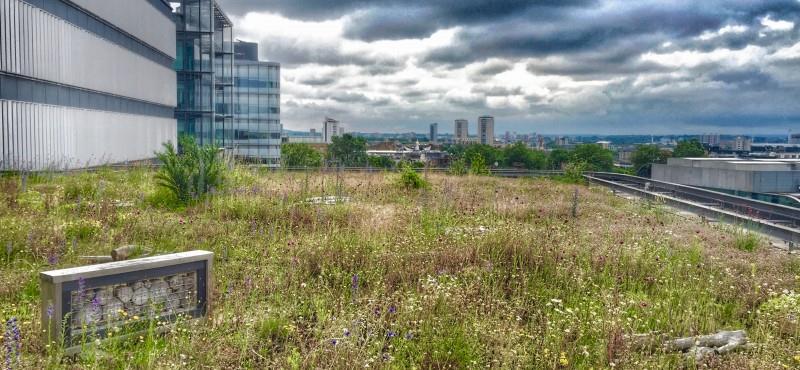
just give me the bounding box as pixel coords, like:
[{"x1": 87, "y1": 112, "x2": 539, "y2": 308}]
[
  {"x1": 398, "y1": 164, "x2": 429, "y2": 189},
  {"x1": 282, "y1": 143, "x2": 323, "y2": 168},
  {"x1": 448, "y1": 158, "x2": 467, "y2": 175},
  {"x1": 154, "y1": 136, "x2": 226, "y2": 204},
  {"x1": 561, "y1": 161, "x2": 587, "y2": 184},
  {"x1": 469, "y1": 154, "x2": 489, "y2": 176},
  {"x1": 732, "y1": 229, "x2": 760, "y2": 252}
]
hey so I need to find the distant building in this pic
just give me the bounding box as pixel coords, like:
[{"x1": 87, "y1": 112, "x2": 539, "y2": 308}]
[
  {"x1": 750, "y1": 143, "x2": 800, "y2": 159},
  {"x1": 556, "y1": 136, "x2": 569, "y2": 146},
  {"x1": 429, "y1": 123, "x2": 439, "y2": 144},
  {"x1": 653, "y1": 157, "x2": 800, "y2": 194},
  {"x1": 701, "y1": 133, "x2": 721, "y2": 147},
  {"x1": 338, "y1": 127, "x2": 345, "y2": 137},
  {"x1": 323, "y1": 117, "x2": 340, "y2": 143},
  {"x1": 231, "y1": 41, "x2": 281, "y2": 166},
  {"x1": 1, "y1": 0, "x2": 178, "y2": 170},
  {"x1": 233, "y1": 40, "x2": 258, "y2": 61},
  {"x1": 789, "y1": 133, "x2": 800, "y2": 144},
  {"x1": 478, "y1": 116, "x2": 495, "y2": 145},
  {"x1": 454, "y1": 119, "x2": 469, "y2": 144},
  {"x1": 283, "y1": 130, "x2": 323, "y2": 144},
  {"x1": 732, "y1": 136, "x2": 752, "y2": 152},
  {"x1": 597, "y1": 141, "x2": 612, "y2": 150},
  {"x1": 367, "y1": 141, "x2": 449, "y2": 166}
]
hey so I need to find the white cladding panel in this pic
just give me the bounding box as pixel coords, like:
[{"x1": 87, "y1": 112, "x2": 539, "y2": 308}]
[
  {"x1": 69, "y1": 0, "x2": 176, "y2": 58},
  {"x1": 0, "y1": 100, "x2": 177, "y2": 171},
  {"x1": 0, "y1": 0, "x2": 176, "y2": 106}
]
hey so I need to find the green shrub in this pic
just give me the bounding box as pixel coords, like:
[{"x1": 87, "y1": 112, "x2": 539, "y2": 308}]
[
  {"x1": 63, "y1": 219, "x2": 101, "y2": 241},
  {"x1": 63, "y1": 179, "x2": 97, "y2": 201},
  {"x1": 154, "y1": 136, "x2": 226, "y2": 204},
  {"x1": 732, "y1": 229, "x2": 760, "y2": 252},
  {"x1": 448, "y1": 158, "x2": 467, "y2": 175},
  {"x1": 398, "y1": 164, "x2": 429, "y2": 189},
  {"x1": 469, "y1": 154, "x2": 489, "y2": 175},
  {"x1": 257, "y1": 316, "x2": 292, "y2": 350},
  {"x1": 562, "y1": 161, "x2": 587, "y2": 184}
]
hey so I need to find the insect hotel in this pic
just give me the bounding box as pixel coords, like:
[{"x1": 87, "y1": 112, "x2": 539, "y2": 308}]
[{"x1": 40, "y1": 250, "x2": 213, "y2": 353}]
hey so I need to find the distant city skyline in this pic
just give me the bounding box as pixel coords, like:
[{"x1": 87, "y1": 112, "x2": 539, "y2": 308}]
[{"x1": 220, "y1": 0, "x2": 800, "y2": 135}]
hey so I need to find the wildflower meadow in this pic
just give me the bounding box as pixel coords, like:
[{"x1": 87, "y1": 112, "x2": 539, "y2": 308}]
[{"x1": 0, "y1": 167, "x2": 798, "y2": 368}]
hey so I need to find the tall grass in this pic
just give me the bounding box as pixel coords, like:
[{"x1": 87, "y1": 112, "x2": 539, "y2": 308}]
[{"x1": 0, "y1": 169, "x2": 797, "y2": 368}]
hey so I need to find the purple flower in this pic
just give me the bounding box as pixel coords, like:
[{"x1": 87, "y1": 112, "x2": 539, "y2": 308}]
[
  {"x1": 47, "y1": 253, "x2": 59, "y2": 265},
  {"x1": 4, "y1": 317, "x2": 20, "y2": 368},
  {"x1": 386, "y1": 330, "x2": 396, "y2": 339},
  {"x1": 330, "y1": 339, "x2": 338, "y2": 346},
  {"x1": 344, "y1": 329, "x2": 351, "y2": 337},
  {"x1": 405, "y1": 332, "x2": 414, "y2": 340},
  {"x1": 46, "y1": 304, "x2": 54, "y2": 320},
  {"x1": 388, "y1": 305, "x2": 397, "y2": 314},
  {"x1": 351, "y1": 274, "x2": 359, "y2": 296},
  {"x1": 91, "y1": 296, "x2": 101, "y2": 312}
]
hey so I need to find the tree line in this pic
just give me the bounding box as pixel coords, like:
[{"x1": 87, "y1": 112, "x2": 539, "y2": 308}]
[{"x1": 282, "y1": 134, "x2": 707, "y2": 176}]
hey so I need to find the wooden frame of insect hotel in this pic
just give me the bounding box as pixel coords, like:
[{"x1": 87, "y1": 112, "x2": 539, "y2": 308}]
[{"x1": 40, "y1": 250, "x2": 213, "y2": 353}]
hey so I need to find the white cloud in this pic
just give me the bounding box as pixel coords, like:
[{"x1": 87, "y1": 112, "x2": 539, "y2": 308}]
[
  {"x1": 640, "y1": 45, "x2": 766, "y2": 68},
  {"x1": 769, "y1": 41, "x2": 800, "y2": 61},
  {"x1": 761, "y1": 15, "x2": 795, "y2": 32},
  {"x1": 696, "y1": 24, "x2": 748, "y2": 41}
]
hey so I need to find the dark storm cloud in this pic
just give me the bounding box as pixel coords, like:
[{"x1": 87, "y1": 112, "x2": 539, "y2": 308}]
[
  {"x1": 219, "y1": 0, "x2": 594, "y2": 22},
  {"x1": 252, "y1": 37, "x2": 404, "y2": 68},
  {"x1": 423, "y1": 0, "x2": 800, "y2": 65},
  {"x1": 221, "y1": 0, "x2": 800, "y2": 133}
]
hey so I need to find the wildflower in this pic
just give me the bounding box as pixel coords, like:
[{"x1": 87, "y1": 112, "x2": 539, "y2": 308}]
[
  {"x1": 47, "y1": 253, "x2": 59, "y2": 265},
  {"x1": 46, "y1": 304, "x2": 54, "y2": 320},
  {"x1": 559, "y1": 352, "x2": 569, "y2": 367},
  {"x1": 330, "y1": 339, "x2": 338, "y2": 346},
  {"x1": 344, "y1": 329, "x2": 351, "y2": 337},
  {"x1": 386, "y1": 330, "x2": 396, "y2": 339},
  {"x1": 388, "y1": 305, "x2": 397, "y2": 314},
  {"x1": 351, "y1": 274, "x2": 359, "y2": 295},
  {"x1": 405, "y1": 332, "x2": 414, "y2": 340},
  {"x1": 4, "y1": 317, "x2": 21, "y2": 369}
]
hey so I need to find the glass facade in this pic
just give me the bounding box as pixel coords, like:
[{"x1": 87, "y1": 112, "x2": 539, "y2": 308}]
[
  {"x1": 172, "y1": 0, "x2": 233, "y2": 147},
  {"x1": 232, "y1": 58, "x2": 282, "y2": 165}
]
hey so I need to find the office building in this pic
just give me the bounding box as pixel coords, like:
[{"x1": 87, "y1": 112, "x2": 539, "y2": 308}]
[
  {"x1": 0, "y1": 0, "x2": 177, "y2": 170},
  {"x1": 429, "y1": 123, "x2": 438, "y2": 144},
  {"x1": 734, "y1": 136, "x2": 752, "y2": 152},
  {"x1": 454, "y1": 119, "x2": 469, "y2": 144},
  {"x1": 323, "y1": 117, "x2": 340, "y2": 143},
  {"x1": 172, "y1": 0, "x2": 234, "y2": 147},
  {"x1": 231, "y1": 41, "x2": 281, "y2": 165},
  {"x1": 478, "y1": 116, "x2": 495, "y2": 145},
  {"x1": 701, "y1": 133, "x2": 721, "y2": 147},
  {"x1": 233, "y1": 40, "x2": 258, "y2": 61}
]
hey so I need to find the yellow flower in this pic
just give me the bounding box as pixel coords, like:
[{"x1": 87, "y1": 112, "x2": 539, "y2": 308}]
[
  {"x1": 559, "y1": 352, "x2": 569, "y2": 367},
  {"x1": 794, "y1": 355, "x2": 800, "y2": 363}
]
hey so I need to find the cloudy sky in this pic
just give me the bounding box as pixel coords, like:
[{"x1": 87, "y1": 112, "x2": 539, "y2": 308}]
[{"x1": 218, "y1": 0, "x2": 800, "y2": 135}]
